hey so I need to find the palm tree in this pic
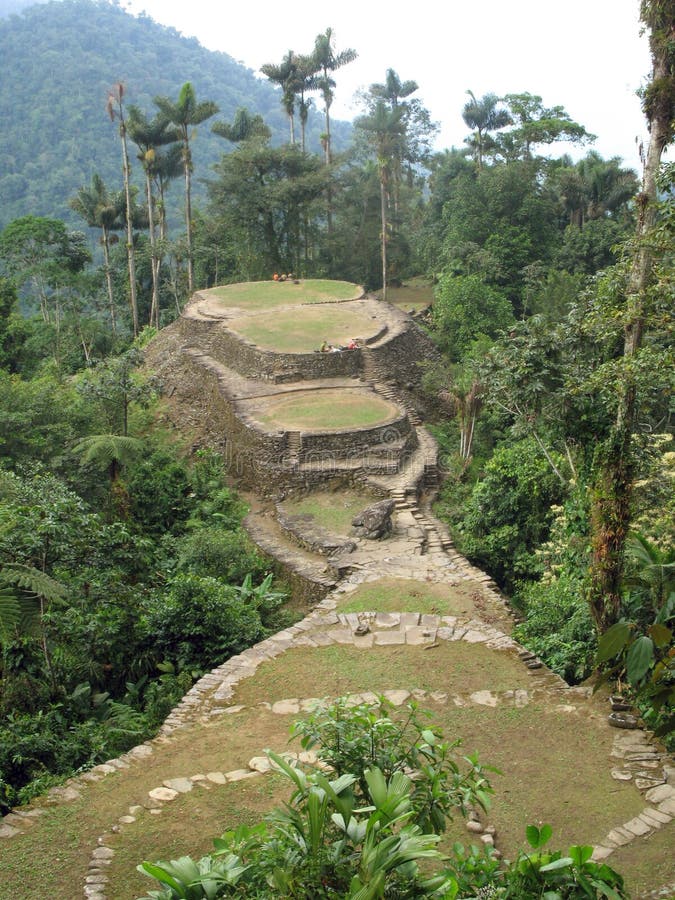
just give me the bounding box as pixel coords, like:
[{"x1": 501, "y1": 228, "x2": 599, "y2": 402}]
[
  {"x1": 261, "y1": 51, "x2": 299, "y2": 145},
  {"x1": 312, "y1": 28, "x2": 357, "y2": 165},
  {"x1": 127, "y1": 107, "x2": 180, "y2": 328},
  {"x1": 293, "y1": 53, "x2": 318, "y2": 153},
  {"x1": 69, "y1": 174, "x2": 125, "y2": 333},
  {"x1": 462, "y1": 90, "x2": 511, "y2": 169},
  {"x1": 369, "y1": 69, "x2": 419, "y2": 212},
  {"x1": 154, "y1": 83, "x2": 219, "y2": 295},
  {"x1": 107, "y1": 83, "x2": 140, "y2": 336},
  {"x1": 212, "y1": 107, "x2": 271, "y2": 144},
  {"x1": 356, "y1": 101, "x2": 406, "y2": 302}
]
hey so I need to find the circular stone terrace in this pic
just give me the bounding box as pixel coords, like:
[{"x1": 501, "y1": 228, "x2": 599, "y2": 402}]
[
  {"x1": 194, "y1": 279, "x2": 394, "y2": 353},
  {"x1": 190, "y1": 279, "x2": 411, "y2": 438},
  {"x1": 249, "y1": 386, "x2": 400, "y2": 432}
]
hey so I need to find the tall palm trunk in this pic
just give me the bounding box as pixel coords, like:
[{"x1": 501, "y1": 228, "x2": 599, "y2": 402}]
[
  {"x1": 108, "y1": 86, "x2": 139, "y2": 337},
  {"x1": 100, "y1": 224, "x2": 117, "y2": 335}
]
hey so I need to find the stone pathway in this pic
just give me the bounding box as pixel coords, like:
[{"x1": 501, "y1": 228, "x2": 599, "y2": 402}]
[{"x1": 67, "y1": 595, "x2": 673, "y2": 898}]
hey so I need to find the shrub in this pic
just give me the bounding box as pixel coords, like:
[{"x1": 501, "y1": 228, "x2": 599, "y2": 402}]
[
  {"x1": 454, "y1": 438, "x2": 566, "y2": 591},
  {"x1": 145, "y1": 573, "x2": 267, "y2": 671},
  {"x1": 175, "y1": 528, "x2": 267, "y2": 585}
]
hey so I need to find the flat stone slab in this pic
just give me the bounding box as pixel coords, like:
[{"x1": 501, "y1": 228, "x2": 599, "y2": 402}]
[
  {"x1": 163, "y1": 777, "x2": 193, "y2": 794},
  {"x1": 645, "y1": 784, "x2": 674, "y2": 804},
  {"x1": 405, "y1": 626, "x2": 437, "y2": 645},
  {"x1": 469, "y1": 690, "x2": 499, "y2": 707},
  {"x1": 248, "y1": 756, "x2": 272, "y2": 773},
  {"x1": 226, "y1": 769, "x2": 259, "y2": 782},
  {"x1": 623, "y1": 816, "x2": 652, "y2": 836},
  {"x1": 206, "y1": 772, "x2": 228, "y2": 784},
  {"x1": 271, "y1": 699, "x2": 300, "y2": 715},
  {"x1": 149, "y1": 787, "x2": 179, "y2": 802},
  {"x1": 373, "y1": 631, "x2": 406, "y2": 645},
  {"x1": 382, "y1": 690, "x2": 410, "y2": 706}
]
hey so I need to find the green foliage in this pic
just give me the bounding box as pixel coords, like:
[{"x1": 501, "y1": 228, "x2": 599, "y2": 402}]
[
  {"x1": 432, "y1": 274, "x2": 514, "y2": 362},
  {"x1": 144, "y1": 573, "x2": 269, "y2": 671},
  {"x1": 495, "y1": 823, "x2": 626, "y2": 898},
  {"x1": 291, "y1": 696, "x2": 495, "y2": 832},
  {"x1": 175, "y1": 529, "x2": 267, "y2": 584},
  {"x1": 595, "y1": 543, "x2": 674, "y2": 744},
  {"x1": 453, "y1": 438, "x2": 567, "y2": 591},
  {"x1": 513, "y1": 492, "x2": 597, "y2": 683},
  {"x1": 515, "y1": 572, "x2": 596, "y2": 683},
  {"x1": 127, "y1": 449, "x2": 193, "y2": 533}
]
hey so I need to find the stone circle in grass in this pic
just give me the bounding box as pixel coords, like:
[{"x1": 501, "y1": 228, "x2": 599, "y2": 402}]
[
  {"x1": 250, "y1": 388, "x2": 399, "y2": 431},
  {"x1": 204, "y1": 279, "x2": 362, "y2": 312},
  {"x1": 229, "y1": 301, "x2": 384, "y2": 353}
]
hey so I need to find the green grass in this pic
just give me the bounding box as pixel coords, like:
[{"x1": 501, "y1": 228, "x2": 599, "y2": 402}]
[
  {"x1": 253, "y1": 389, "x2": 398, "y2": 431},
  {"x1": 280, "y1": 490, "x2": 375, "y2": 535},
  {"x1": 107, "y1": 775, "x2": 289, "y2": 900},
  {"x1": 230, "y1": 643, "x2": 535, "y2": 707},
  {"x1": 338, "y1": 577, "x2": 483, "y2": 618},
  {"x1": 229, "y1": 303, "x2": 383, "y2": 352},
  {"x1": 206, "y1": 279, "x2": 361, "y2": 311}
]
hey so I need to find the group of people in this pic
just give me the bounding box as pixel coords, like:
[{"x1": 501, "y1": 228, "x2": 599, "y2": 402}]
[
  {"x1": 272, "y1": 272, "x2": 295, "y2": 282},
  {"x1": 320, "y1": 338, "x2": 358, "y2": 353}
]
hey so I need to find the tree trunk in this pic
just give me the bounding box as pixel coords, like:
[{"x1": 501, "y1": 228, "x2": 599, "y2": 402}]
[
  {"x1": 379, "y1": 169, "x2": 388, "y2": 302},
  {"x1": 183, "y1": 143, "x2": 194, "y2": 296},
  {"x1": 145, "y1": 170, "x2": 160, "y2": 329},
  {"x1": 586, "y1": 1, "x2": 673, "y2": 633},
  {"x1": 120, "y1": 118, "x2": 139, "y2": 338},
  {"x1": 101, "y1": 225, "x2": 116, "y2": 335}
]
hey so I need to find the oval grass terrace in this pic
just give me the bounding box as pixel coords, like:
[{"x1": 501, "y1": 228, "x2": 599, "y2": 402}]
[
  {"x1": 203, "y1": 278, "x2": 363, "y2": 312},
  {"x1": 227, "y1": 301, "x2": 385, "y2": 354},
  {"x1": 245, "y1": 385, "x2": 400, "y2": 432}
]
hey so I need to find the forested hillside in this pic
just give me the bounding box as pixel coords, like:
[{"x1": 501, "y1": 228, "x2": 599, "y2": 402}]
[{"x1": 0, "y1": 0, "x2": 350, "y2": 229}]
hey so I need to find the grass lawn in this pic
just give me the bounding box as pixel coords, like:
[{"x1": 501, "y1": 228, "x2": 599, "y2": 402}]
[
  {"x1": 229, "y1": 302, "x2": 383, "y2": 352},
  {"x1": 337, "y1": 577, "x2": 484, "y2": 618},
  {"x1": 279, "y1": 489, "x2": 375, "y2": 535},
  {"x1": 230, "y1": 643, "x2": 535, "y2": 707},
  {"x1": 252, "y1": 388, "x2": 398, "y2": 431},
  {"x1": 205, "y1": 279, "x2": 361, "y2": 311},
  {"x1": 0, "y1": 637, "x2": 661, "y2": 898}
]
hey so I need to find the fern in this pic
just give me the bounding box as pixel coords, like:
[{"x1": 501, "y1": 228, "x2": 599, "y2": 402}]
[
  {"x1": 0, "y1": 564, "x2": 67, "y2": 602},
  {"x1": 0, "y1": 585, "x2": 40, "y2": 644}
]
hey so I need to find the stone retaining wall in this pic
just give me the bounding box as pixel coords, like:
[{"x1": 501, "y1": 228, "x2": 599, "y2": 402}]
[
  {"x1": 175, "y1": 309, "x2": 437, "y2": 392},
  {"x1": 176, "y1": 316, "x2": 362, "y2": 381},
  {"x1": 177, "y1": 355, "x2": 416, "y2": 496},
  {"x1": 298, "y1": 414, "x2": 415, "y2": 461}
]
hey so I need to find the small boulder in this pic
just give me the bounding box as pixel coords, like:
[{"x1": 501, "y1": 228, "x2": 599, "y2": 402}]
[{"x1": 351, "y1": 500, "x2": 395, "y2": 540}]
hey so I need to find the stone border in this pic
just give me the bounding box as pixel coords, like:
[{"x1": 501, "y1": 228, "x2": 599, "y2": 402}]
[{"x1": 2, "y1": 594, "x2": 672, "y2": 899}]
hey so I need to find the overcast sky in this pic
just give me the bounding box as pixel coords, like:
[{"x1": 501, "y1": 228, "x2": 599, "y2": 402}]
[{"x1": 120, "y1": 0, "x2": 652, "y2": 173}]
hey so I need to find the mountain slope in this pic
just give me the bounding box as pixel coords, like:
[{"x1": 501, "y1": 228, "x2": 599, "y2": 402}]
[{"x1": 0, "y1": 0, "x2": 351, "y2": 230}]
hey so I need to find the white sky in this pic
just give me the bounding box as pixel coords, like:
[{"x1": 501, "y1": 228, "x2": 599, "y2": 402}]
[{"x1": 120, "y1": 0, "x2": 652, "y2": 173}]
